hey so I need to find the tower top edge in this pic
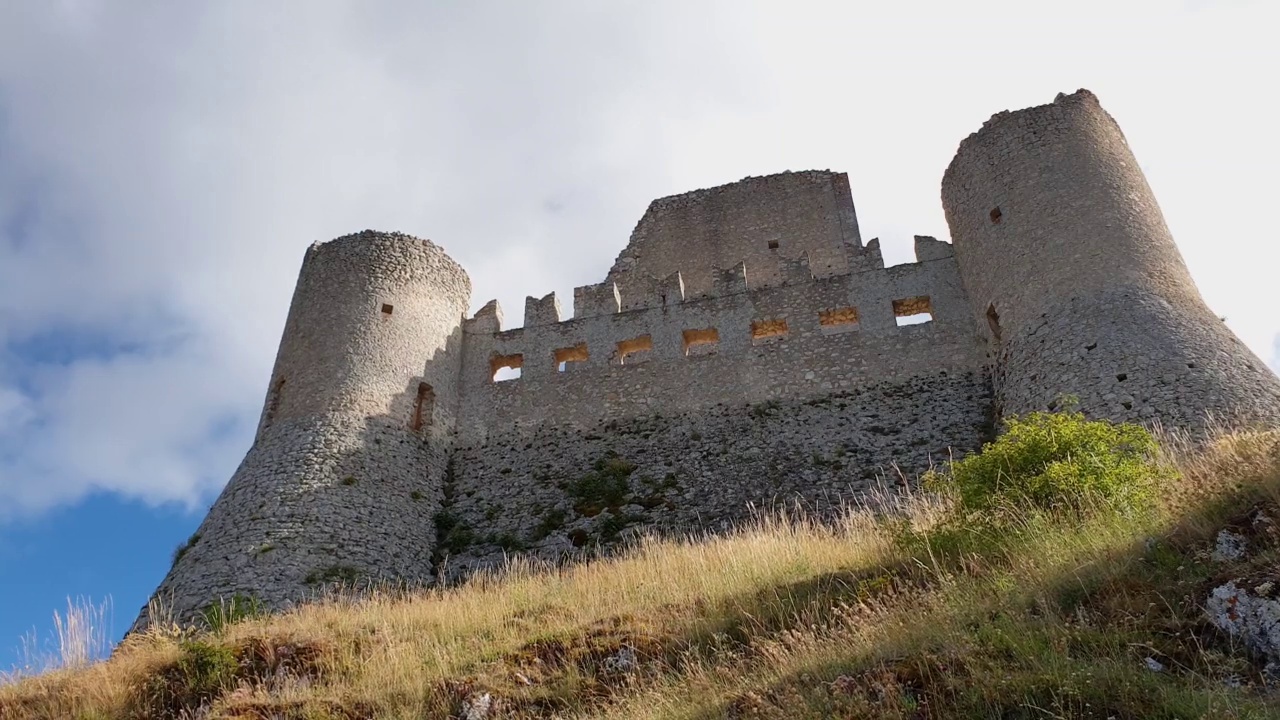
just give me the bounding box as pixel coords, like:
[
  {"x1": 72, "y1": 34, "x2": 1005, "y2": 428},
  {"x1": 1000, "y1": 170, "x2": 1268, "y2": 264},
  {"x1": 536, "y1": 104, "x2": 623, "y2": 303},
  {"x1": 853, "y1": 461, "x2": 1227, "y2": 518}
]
[
  {"x1": 942, "y1": 89, "x2": 1106, "y2": 187},
  {"x1": 306, "y1": 229, "x2": 472, "y2": 290}
]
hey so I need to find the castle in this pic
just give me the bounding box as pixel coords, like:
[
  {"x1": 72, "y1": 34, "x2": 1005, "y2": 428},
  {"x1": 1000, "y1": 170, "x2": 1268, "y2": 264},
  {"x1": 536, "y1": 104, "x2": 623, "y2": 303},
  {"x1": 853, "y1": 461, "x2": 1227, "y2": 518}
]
[{"x1": 140, "y1": 90, "x2": 1280, "y2": 626}]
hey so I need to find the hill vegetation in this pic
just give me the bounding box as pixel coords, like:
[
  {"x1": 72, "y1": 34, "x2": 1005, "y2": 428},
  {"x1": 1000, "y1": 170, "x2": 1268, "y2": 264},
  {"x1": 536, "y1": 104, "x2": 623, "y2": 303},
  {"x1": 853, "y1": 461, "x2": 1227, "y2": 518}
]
[{"x1": 4, "y1": 412, "x2": 1280, "y2": 719}]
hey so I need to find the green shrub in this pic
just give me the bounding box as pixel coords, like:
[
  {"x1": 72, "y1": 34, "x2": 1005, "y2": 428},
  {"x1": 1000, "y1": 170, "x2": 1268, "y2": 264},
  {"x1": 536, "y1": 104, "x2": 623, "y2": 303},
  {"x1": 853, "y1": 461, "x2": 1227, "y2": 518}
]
[
  {"x1": 199, "y1": 594, "x2": 263, "y2": 633},
  {"x1": 566, "y1": 454, "x2": 636, "y2": 515},
  {"x1": 435, "y1": 511, "x2": 475, "y2": 553},
  {"x1": 531, "y1": 508, "x2": 567, "y2": 541},
  {"x1": 144, "y1": 639, "x2": 238, "y2": 715},
  {"x1": 490, "y1": 532, "x2": 526, "y2": 552},
  {"x1": 172, "y1": 532, "x2": 201, "y2": 566},
  {"x1": 304, "y1": 565, "x2": 363, "y2": 586},
  {"x1": 925, "y1": 410, "x2": 1166, "y2": 524}
]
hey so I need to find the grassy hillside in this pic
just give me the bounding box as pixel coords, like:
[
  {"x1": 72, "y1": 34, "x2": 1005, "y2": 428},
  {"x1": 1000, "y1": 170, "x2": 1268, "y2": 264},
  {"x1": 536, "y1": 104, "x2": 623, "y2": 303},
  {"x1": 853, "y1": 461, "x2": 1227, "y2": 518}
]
[{"x1": 4, "y1": 415, "x2": 1280, "y2": 719}]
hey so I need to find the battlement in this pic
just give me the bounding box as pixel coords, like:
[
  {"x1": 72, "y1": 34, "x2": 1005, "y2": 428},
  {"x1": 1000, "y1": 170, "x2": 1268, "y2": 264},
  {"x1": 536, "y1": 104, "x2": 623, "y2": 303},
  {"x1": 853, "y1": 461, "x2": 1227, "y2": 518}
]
[{"x1": 456, "y1": 234, "x2": 980, "y2": 441}]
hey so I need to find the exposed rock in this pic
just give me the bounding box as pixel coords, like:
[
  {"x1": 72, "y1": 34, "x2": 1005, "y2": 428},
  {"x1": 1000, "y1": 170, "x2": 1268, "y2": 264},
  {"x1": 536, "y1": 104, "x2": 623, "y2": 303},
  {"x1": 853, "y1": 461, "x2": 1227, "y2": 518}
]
[
  {"x1": 1206, "y1": 581, "x2": 1280, "y2": 663},
  {"x1": 1212, "y1": 530, "x2": 1248, "y2": 562}
]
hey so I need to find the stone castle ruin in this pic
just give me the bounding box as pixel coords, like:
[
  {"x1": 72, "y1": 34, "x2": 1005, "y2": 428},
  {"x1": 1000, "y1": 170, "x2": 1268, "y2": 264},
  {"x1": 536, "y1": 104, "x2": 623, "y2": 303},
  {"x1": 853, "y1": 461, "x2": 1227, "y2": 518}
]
[{"x1": 142, "y1": 90, "x2": 1280, "y2": 625}]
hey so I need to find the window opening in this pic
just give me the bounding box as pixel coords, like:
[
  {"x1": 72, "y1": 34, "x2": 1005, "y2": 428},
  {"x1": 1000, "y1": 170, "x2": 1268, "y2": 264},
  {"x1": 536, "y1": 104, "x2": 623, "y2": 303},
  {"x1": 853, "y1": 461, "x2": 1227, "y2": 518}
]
[
  {"x1": 818, "y1": 307, "x2": 859, "y2": 334},
  {"x1": 615, "y1": 335, "x2": 653, "y2": 365},
  {"x1": 767, "y1": 239, "x2": 780, "y2": 250},
  {"x1": 893, "y1": 296, "x2": 933, "y2": 326},
  {"x1": 411, "y1": 382, "x2": 435, "y2": 431},
  {"x1": 554, "y1": 343, "x2": 589, "y2": 372},
  {"x1": 381, "y1": 303, "x2": 394, "y2": 315},
  {"x1": 751, "y1": 318, "x2": 789, "y2": 344},
  {"x1": 989, "y1": 207, "x2": 1002, "y2": 225},
  {"x1": 682, "y1": 328, "x2": 720, "y2": 356},
  {"x1": 490, "y1": 353, "x2": 523, "y2": 382},
  {"x1": 985, "y1": 303, "x2": 1002, "y2": 341}
]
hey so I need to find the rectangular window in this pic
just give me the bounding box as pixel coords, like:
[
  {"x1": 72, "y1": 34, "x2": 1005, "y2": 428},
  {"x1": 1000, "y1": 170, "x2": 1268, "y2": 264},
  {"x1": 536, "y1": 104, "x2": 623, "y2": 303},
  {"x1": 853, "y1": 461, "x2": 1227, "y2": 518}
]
[
  {"x1": 818, "y1": 306, "x2": 859, "y2": 334},
  {"x1": 553, "y1": 343, "x2": 589, "y2": 372},
  {"x1": 893, "y1": 296, "x2": 933, "y2": 326},
  {"x1": 682, "y1": 328, "x2": 720, "y2": 356},
  {"x1": 751, "y1": 318, "x2": 789, "y2": 344},
  {"x1": 615, "y1": 335, "x2": 653, "y2": 365},
  {"x1": 490, "y1": 353, "x2": 523, "y2": 382},
  {"x1": 411, "y1": 382, "x2": 435, "y2": 431}
]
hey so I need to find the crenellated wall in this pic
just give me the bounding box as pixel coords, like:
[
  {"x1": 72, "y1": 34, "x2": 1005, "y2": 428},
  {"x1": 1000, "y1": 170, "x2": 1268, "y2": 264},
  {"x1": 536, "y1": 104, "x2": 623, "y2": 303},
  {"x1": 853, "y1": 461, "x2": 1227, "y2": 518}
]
[{"x1": 456, "y1": 236, "x2": 985, "y2": 445}]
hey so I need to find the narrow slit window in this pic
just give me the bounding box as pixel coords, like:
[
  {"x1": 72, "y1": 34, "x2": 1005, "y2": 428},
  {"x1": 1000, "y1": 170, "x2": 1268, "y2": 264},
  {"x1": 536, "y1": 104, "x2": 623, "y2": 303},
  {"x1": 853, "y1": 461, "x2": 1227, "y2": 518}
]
[
  {"x1": 682, "y1": 328, "x2": 720, "y2": 356},
  {"x1": 751, "y1": 318, "x2": 789, "y2": 344},
  {"x1": 381, "y1": 303, "x2": 394, "y2": 315},
  {"x1": 554, "y1": 343, "x2": 589, "y2": 372},
  {"x1": 893, "y1": 296, "x2": 933, "y2": 326},
  {"x1": 411, "y1": 382, "x2": 435, "y2": 431},
  {"x1": 985, "y1": 303, "x2": 1002, "y2": 341},
  {"x1": 818, "y1": 306, "x2": 859, "y2": 334},
  {"x1": 490, "y1": 353, "x2": 523, "y2": 382},
  {"x1": 615, "y1": 335, "x2": 653, "y2": 365}
]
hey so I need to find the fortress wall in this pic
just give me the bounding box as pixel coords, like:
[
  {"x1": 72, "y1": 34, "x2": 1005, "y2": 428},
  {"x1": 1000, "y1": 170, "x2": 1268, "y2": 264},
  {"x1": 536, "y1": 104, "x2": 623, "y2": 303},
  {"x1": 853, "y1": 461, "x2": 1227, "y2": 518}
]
[
  {"x1": 440, "y1": 369, "x2": 992, "y2": 579},
  {"x1": 456, "y1": 241, "x2": 985, "y2": 445},
  {"x1": 437, "y1": 243, "x2": 992, "y2": 575},
  {"x1": 606, "y1": 171, "x2": 863, "y2": 298}
]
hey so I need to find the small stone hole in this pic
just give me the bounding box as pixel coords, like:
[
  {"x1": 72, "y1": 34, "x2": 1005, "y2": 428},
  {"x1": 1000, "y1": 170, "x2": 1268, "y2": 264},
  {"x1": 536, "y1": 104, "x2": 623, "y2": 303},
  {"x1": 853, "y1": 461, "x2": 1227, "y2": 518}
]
[
  {"x1": 1187, "y1": 362, "x2": 1196, "y2": 369},
  {"x1": 381, "y1": 303, "x2": 394, "y2": 315},
  {"x1": 1085, "y1": 342, "x2": 1097, "y2": 351},
  {"x1": 989, "y1": 207, "x2": 1002, "y2": 224},
  {"x1": 1116, "y1": 373, "x2": 1127, "y2": 382},
  {"x1": 1122, "y1": 401, "x2": 1133, "y2": 410},
  {"x1": 768, "y1": 239, "x2": 780, "y2": 250}
]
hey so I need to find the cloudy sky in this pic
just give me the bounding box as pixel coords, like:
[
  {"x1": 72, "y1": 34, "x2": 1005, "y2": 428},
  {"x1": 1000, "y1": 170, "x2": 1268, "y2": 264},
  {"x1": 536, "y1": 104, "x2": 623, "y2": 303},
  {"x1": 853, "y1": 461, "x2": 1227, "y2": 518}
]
[{"x1": 1, "y1": 0, "x2": 1277, "y2": 663}]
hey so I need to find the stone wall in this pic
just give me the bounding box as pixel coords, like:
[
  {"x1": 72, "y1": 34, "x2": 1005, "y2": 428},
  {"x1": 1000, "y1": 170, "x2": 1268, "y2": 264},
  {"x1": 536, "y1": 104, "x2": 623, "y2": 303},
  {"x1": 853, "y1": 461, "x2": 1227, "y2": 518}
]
[{"x1": 440, "y1": 369, "x2": 993, "y2": 579}]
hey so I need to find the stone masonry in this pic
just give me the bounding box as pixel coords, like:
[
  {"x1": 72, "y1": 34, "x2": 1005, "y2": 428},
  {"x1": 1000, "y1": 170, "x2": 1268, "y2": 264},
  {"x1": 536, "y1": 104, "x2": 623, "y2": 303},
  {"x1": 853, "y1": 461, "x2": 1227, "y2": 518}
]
[{"x1": 138, "y1": 90, "x2": 1280, "y2": 628}]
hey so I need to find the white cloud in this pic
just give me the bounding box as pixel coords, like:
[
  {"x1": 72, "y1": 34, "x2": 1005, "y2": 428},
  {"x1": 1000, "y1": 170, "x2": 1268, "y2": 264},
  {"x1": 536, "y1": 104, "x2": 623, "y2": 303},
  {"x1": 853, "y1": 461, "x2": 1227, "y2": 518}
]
[{"x1": 0, "y1": 0, "x2": 1276, "y2": 516}]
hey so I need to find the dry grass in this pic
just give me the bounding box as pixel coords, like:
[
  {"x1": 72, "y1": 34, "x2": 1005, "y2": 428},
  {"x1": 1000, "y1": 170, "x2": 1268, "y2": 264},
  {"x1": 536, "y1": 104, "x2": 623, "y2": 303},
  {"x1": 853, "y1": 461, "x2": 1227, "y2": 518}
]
[
  {"x1": 4, "y1": 428, "x2": 1280, "y2": 719},
  {"x1": 3, "y1": 596, "x2": 114, "y2": 681}
]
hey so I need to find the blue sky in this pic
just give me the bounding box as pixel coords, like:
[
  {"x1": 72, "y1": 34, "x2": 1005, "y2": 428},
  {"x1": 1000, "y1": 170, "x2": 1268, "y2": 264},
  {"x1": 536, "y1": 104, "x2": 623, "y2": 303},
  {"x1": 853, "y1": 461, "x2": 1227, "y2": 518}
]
[{"x1": 2, "y1": 0, "x2": 1279, "y2": 669}]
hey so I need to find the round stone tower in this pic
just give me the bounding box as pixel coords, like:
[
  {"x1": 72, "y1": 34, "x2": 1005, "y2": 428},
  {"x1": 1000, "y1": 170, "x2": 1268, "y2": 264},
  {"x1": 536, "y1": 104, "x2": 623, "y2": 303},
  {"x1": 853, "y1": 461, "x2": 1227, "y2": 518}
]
[
  {"x1": 943, "y1": 89, "x2": 1280, "y2": 431},
  {"x1": 140, "y1": 231, "x2": 471, "y2": 626}
]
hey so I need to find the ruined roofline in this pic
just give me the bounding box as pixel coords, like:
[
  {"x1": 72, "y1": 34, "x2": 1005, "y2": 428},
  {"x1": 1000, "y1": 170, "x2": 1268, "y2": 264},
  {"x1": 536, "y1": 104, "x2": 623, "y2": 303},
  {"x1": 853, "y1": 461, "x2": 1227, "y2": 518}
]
[
  {"x1": 639, "y1": 169, "x2": 849, "y2": 214},
  {"x1": 465, "y1": 235, "x2": 954, "y2": 333}
]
